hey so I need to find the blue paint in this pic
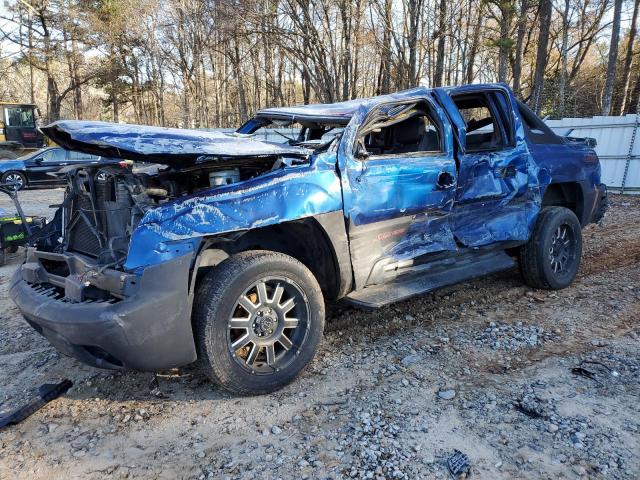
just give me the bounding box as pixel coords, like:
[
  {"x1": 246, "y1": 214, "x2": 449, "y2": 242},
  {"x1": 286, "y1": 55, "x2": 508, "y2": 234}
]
[
  {"x1": 41, "y1": 121, "x2": 311, "y2": 164},
  {"x1": 123, "y1": 152, "x2": 343, "y2": 270},
  {"x1": 42, "y1": 83, "x2": 604, "y2": 284}
]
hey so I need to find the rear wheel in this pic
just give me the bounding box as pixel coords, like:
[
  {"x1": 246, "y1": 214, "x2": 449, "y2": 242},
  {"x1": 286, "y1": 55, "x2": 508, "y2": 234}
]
[
  {"x1": 1, "y1": 171, "x2": 27, "y2": 190},
  {"x1": 520, "y1": 206, "x2": 582, "y2": 289},
  {"x1": 193, "y1": 251, "x2": 325, "y2": 395}
]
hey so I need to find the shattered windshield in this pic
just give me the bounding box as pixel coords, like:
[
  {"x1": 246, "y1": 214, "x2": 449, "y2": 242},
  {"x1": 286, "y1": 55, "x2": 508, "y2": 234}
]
[
  {"x1": 249, "y1": 120, "x2": 305, "y2": 144},
  {"x1": 241, "y1": 117, "x2": 344, "y2": 151}
]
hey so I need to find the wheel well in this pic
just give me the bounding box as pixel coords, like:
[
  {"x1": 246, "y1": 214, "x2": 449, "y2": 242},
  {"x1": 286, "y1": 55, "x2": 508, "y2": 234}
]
[
  {"x1": 198, "y1": 218, "x2": 341, "y2": 300},
  {"x1": 542, "y1": 182, "x2": 584, "y2": 225}
]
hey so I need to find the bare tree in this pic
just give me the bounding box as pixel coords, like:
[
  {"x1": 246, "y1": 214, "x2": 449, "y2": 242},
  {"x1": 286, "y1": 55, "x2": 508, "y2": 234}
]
[
  {"x1": 531, "y1": 0, "x2": 553, "y2": 113},
  {"x1": 601, "y1": 0, "x2": 623, "y2": 115}
]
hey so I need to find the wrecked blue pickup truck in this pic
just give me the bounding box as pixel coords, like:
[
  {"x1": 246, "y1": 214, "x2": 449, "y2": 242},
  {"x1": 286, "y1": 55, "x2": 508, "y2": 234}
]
[{"x1": 10, "y1": 84, "x2": 607, "y2": 394}]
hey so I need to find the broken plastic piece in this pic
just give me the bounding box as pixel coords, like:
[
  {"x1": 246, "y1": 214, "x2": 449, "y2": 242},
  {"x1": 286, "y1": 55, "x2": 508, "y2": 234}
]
[
  {"x1": 0, "y1": 379, "x2": 72, "y2": 430},
  {"x1": 571, "y1": 366, "x2": 599, "y2": 382},
  {"x1": 447, "y1": 449, "x2": 470, "y2": 477}
]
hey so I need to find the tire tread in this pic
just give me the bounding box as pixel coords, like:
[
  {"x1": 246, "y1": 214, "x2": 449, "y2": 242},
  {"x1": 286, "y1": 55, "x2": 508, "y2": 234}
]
[
  {"x1": 192, "y1": 250, "x2": 324, "y2": 395},
  {"x1": 519, "y1": 206, "x2": 581, "y2": 290}
]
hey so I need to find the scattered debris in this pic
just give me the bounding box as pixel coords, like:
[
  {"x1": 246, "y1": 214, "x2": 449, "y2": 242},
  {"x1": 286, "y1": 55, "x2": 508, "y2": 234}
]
[
  {"x1": 447, "y1": 450, "x2": 470, "y2": 477},
  {"x1": 0, "y1": 379, "x2": 72, "y2": 430},
  {"x1": 571, "y1": 366, "x2": 600, "y2": 383}
]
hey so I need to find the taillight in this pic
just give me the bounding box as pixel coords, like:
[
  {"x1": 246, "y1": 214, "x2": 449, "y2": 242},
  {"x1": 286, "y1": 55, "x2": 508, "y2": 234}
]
[{"x1": 583, "y1": 153, "x2": 598, "y2": 164}]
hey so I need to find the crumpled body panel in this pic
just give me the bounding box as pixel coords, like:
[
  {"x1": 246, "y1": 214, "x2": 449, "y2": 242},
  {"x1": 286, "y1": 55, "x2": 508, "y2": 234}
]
[
  {"x1": 41, "y1": 120, "x2": 311, "y2": 164},
  {"x1": 124, "y1": 153, "x2": 342, "y2": 270}
]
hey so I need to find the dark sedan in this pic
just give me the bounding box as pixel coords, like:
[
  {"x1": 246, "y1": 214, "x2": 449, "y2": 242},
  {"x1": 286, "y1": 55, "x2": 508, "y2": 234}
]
[{"x1": 0, "y1": 147, "x2": 126, "y2": 190}]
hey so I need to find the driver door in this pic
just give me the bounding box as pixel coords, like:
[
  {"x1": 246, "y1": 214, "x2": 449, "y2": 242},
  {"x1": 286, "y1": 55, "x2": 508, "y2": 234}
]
[{"x1": 339, "y1": 96, "x2": 458, "y2": 288}]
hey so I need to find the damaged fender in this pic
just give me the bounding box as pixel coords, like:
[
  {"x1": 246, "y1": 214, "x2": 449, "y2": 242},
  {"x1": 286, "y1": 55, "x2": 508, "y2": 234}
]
[{"x1": 124, "y1": 153, "x2": 343, "y2": 271}]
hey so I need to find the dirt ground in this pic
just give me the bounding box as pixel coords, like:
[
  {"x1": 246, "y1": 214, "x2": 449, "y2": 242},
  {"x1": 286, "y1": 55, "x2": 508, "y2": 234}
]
[{"x1": 0, "y1": 189, "x2": 638, "y2": 480}]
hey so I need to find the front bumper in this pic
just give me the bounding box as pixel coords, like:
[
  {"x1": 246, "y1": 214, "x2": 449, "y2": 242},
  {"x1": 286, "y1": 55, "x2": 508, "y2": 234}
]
[{"x1": 10, "y1": 250, "x2": 197, "y2": 371}]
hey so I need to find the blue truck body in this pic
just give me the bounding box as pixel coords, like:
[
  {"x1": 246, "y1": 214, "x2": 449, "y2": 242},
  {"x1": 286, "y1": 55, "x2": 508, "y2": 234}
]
[{"x1": 10, "y1": 83, "x2": 607, "y2": 374}]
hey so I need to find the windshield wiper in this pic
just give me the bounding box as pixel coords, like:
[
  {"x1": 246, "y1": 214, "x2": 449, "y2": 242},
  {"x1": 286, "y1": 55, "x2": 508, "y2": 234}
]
[{"x1": 273, "y1": 130, "x2": 298, "y2": 143}]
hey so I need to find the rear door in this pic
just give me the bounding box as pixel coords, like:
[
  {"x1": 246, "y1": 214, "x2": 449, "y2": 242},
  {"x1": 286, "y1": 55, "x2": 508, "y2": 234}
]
[
  {"x1": 438, "y1": 86, "x2": 538, "y2": 247},
  {"x1": 338, "y1": 95, "x2": 458, "y2": 288}
]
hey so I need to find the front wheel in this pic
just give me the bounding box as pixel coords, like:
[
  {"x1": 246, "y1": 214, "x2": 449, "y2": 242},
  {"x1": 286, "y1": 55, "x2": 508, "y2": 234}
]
[
  {"x1": 193, "y1": 251, "x2": 325, "y2": 395},
  {"x1": 1, "y1": 171, "x2": 27, "y2": 190},
  {"x1": 520, "y1": 206, "x2": 583, "y2": 289}
]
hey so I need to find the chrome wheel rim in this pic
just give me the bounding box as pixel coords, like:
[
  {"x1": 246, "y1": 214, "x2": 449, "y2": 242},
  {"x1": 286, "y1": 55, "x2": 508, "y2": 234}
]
[
  {"x1": 4, "y1": 173, "x2": 23, "y2": 190},
  {"x1": 227, "y1": 276, "x2": 309, "y2": 374},
  {"x1": 549, "y1": 224, "x2": 576, "y2": 274}
]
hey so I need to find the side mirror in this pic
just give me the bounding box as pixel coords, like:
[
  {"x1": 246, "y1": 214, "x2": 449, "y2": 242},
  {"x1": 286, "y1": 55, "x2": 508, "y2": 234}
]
[
  {"x1": 34, "y1": 157, "x2": 43, "y2": 164},
  {"x1": 354, "y1": 141, "x2": 369, "y2": 160}
]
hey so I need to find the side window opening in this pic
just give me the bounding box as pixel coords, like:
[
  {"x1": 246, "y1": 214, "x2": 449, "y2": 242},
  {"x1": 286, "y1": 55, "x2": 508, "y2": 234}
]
[
  {"x1": 453, "y1": 93, "x2": 513, "y2": 152},
  {"x1": 40, "y1": 149, "x2": 66, "y2": 163},
  {"x1": 356, "y1": 102, "x2": 442, "y2": 158}
]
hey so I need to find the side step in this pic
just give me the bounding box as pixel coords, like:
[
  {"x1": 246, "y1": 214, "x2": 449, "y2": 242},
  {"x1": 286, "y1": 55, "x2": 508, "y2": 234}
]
[{"x1": 344, "y1": 250, "x2": 516, "y2": 309}]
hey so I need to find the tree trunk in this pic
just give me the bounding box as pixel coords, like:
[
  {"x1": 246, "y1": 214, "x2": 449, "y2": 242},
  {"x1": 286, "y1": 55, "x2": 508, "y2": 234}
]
[
  {"x1": 497, "y1": 3, "x2": 512, "y2": 83},
  {"x1": 531, "y1": 0, "x2": 552, "y2": 114},
  {"x1": 377, "y1": 0, "x2": 392, "y2": 94},
  {"x1": 407, "y1": 0, "x2": 421, "y2": 87},
  {"x1": 601, "y1": 0, "x2": 623, "y2": 115},
  {"x1": 466, "y1": 8, "x2": 484, "y2": 84},
  {"x1": 618, "y1": 0, "x2": 640, "y2": 114},
  {"x1": 434, "y1": 0, "x2": 447, "y2": 87},
  {"x1": 558, "y1": 0, "x2": 570, "y2": 117},
  {"x1": 512, "y1": 0, "x2": 528, "y2": 96}
]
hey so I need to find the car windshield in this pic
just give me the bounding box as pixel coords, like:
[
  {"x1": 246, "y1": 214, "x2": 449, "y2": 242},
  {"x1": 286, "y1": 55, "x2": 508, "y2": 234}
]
[
  {"x1": 249, "y1": 121, "x2": 304, "y2": 144},
  {"x1": 243, "y1": 117, "x2": 343, "y2": 150},
  {"x1": 5, "y1": 107, "x2": 36, "y2": 127}
]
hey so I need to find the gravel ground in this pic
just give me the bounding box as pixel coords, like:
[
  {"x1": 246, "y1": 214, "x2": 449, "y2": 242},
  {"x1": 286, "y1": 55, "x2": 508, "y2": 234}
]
[{"x1": 0, "y1": 190, "x2": 639, "y2": 480}]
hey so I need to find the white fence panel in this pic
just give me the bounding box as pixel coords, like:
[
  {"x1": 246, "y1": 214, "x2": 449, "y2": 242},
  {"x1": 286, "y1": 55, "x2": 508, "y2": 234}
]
[{"x1": 546, "y1": 114, "x2": 639, "y2": 194}]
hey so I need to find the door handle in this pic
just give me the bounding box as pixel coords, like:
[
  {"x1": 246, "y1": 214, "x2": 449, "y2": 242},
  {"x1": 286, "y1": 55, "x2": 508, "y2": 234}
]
[{"x1": 436, "y1": 171, "x2": 455, "y2": 190}]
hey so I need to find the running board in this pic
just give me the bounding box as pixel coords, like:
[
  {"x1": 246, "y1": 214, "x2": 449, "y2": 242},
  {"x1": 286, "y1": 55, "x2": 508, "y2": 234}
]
[{"x1": 344, "y1": 250, "x2": 516, "y2": 309}]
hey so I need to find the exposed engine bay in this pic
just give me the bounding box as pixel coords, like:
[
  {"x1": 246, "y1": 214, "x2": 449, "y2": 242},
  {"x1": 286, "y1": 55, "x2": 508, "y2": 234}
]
[{"x1": 31, "y1": 155, "x2": 296, "y2": 268}]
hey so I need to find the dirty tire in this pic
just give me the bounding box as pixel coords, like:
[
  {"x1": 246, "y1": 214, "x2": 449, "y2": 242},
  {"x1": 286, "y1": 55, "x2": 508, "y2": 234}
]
[
  {"x1": 0, "y1": 149, "x2": 18, "y2": 160},
  {"x1": 193, "y1": 250, "x2": 325, "y2": 395},
  {"x1": 520, "y1": 206, "x2": 582, "y2": 290},
  {"x1": 1, "y1": 171, "x2": 27, "y2": 190}
]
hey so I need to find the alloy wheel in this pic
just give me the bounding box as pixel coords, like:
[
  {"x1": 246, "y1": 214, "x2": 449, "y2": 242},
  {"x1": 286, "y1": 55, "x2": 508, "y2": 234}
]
[
  {"x1": 227, "y1": 276, "x2": 309, "y2": 374},
  {"x1": 4, "y1": 173, "x2": 24, "y2": 190},
  {"x1": 548, "y1": 224, "x2": 576, "y2": 273}
]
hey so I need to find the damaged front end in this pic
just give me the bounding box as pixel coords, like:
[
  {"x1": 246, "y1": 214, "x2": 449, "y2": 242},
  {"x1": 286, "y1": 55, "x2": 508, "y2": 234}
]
[
  {"x1": 10, "y1": 120, "x2": 341, "y2": 372},
  {"x1": 9, "y1": 162, "x2": 203, "y2": 370}
]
